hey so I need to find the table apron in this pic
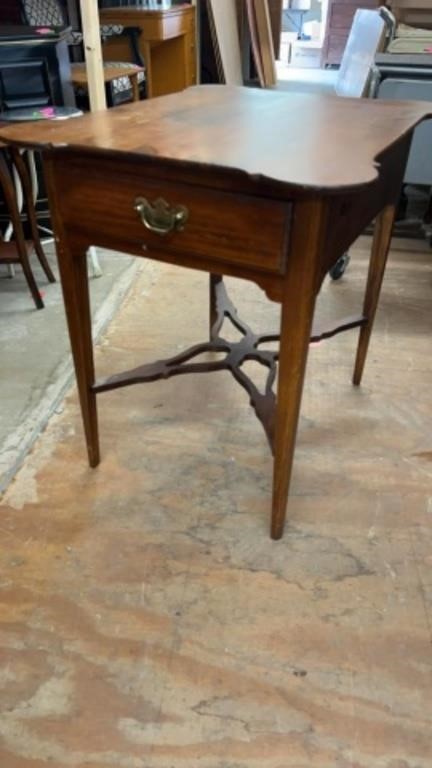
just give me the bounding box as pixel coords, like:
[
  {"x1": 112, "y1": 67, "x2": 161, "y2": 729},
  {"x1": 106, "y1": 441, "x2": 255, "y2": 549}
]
[{"x1": 46, "y1": 153, "x2": 292, "y2": 279}]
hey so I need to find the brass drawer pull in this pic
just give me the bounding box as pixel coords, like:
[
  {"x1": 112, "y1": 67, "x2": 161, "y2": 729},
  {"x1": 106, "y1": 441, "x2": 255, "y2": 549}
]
[{"x1": 134, "y1": 196, "x2": 188, "y2": 236}]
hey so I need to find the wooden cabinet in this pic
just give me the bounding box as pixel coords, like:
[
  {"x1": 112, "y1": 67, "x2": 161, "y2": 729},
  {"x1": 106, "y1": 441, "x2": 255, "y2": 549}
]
[
  {"x1": 99, "y1": 4, "x2": 196, "y2": 98},
  {"x1": 322, "y1": 0, "x2": 380, "y2": 67}
]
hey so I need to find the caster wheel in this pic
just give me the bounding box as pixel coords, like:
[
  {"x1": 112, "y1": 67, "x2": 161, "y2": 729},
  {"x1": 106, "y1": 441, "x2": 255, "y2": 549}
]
[{"x1": 329, "y1": 252, "x2": 350, "y2": 281}]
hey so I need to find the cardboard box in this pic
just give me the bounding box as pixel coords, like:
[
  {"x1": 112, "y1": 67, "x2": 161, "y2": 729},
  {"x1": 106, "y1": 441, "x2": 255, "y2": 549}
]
[{"x1": 289, "y1": 41, "x2": 322, "y2": 68}]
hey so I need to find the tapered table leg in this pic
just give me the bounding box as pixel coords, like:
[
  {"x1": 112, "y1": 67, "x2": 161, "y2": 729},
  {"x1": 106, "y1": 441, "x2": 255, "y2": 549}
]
[
  {"x1": 0, "y1": 151, "x2": 44, "y2": 310},
  {"x1": 271, "y1": 200, "x2": 326, "y2": 540},
  {"x1": 353, "y1": 204, "x2": 396, "y2": 386},
  {"x1": 57, "y1": 244, "x2": 100, "y2": 467},
  {"x1": 43, "y1": 156, "x2": 100, "y2": 466}
]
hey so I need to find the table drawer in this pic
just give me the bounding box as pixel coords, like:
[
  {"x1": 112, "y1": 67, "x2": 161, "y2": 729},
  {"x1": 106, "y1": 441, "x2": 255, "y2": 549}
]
[{"x1": 57, "y1": 160, "x2": 291, "y2": 275}]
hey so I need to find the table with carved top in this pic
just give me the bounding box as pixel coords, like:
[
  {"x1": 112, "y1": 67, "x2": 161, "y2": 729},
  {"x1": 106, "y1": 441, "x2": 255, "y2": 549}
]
[{"x1": 1, "y1": 86, "x2": 429, "y2": 538}]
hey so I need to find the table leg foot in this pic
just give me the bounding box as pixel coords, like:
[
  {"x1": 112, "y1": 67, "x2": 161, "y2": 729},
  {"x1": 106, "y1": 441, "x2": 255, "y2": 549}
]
[{"x1": 353, "y1": 204, "x2": 396, "y2": 386}]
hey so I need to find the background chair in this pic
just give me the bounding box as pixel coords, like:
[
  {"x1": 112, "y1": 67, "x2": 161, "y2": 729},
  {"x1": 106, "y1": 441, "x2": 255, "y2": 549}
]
[{"x1": 0, "y1": 147, "x2": 55, "y2": 309}]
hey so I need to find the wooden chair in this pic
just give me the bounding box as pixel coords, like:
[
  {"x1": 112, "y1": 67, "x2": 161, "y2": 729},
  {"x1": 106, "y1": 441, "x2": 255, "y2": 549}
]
[{"x1": 0, "y1": 147, "x2": 55, "y2": 309}]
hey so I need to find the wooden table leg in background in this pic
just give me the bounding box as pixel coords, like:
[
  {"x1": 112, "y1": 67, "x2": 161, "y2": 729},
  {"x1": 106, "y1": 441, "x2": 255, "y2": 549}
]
[
  {"x1": 11, "y1": 148, "x2": 56, "y2": 284},
  {"x1": 353, "y1": 204, "x2": 397, "y2": 386},
  {"x1": 0, "y1": 151, "x2": 44, "y2": 309},
  {"x1": 271, "y1": 200, "x2": 327, "y2": 540},
  {"x1": 142, "y1": 42, "x2": 153, "y2": 98}
]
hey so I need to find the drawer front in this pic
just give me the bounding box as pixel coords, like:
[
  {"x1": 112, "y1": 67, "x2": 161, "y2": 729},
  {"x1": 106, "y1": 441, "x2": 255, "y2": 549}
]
[
  {"x1": 159, "y1": 9, "x2": 194, "y2": 39},
  {"x1": 58, "y1": 160, "x2": 291, "y2": 275},
  {"x1": 100, "y1": 8, "x2": 193, "y2": 40}
]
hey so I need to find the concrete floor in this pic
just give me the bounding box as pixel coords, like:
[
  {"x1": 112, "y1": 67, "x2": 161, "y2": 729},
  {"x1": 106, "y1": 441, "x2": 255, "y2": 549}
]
[
  {"x1": 276, "y1": 62, "x2": 337, "y2": 94},
  {"x1": 0, "y1": 237, "x2": 431, "y2": 767},
  {"x1": 0, "y1": 245, "x2": 139, "y2": 493}
]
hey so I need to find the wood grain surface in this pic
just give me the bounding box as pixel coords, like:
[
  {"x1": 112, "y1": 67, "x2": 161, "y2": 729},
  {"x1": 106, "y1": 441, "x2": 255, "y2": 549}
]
[{"x1": 1, "y1": 85, "x2": 431, "y2": 192}]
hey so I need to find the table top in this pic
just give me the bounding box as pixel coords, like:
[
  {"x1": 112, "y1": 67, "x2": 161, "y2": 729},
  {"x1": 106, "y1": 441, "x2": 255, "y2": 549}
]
[{"x1": 0, "y1": 85, "x2": 430, "y2": 193}]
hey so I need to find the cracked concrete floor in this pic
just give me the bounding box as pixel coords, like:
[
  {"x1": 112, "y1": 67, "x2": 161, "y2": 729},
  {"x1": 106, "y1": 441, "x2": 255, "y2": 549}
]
[
  {"x1": 0, "y1": 244, "x2": 138, "y2": 492},
  {"x1": 0, "y1": 237, "x2": 431, "y2": 768}
]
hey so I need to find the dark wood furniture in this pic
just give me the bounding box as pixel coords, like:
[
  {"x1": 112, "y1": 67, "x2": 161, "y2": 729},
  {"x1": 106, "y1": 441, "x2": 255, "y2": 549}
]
[
  {"x1": 99, "y1": 3, "x2": 196, "y2": 98},
  {"x1": 322, "y1": 0, "x2": 380, "y2": 67},
  {"x1": 0, "y1": 146, "x2": 55, "y2": 309},
  {"x1": 1, "y1": 86, "x2": 429, "y2": 536},
  {"x1": 0, "y1": 25, "x2": 75, "y2": 112}
]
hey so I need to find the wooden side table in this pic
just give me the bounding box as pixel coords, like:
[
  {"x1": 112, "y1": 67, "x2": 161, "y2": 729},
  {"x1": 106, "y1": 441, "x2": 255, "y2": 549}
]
[
  {"x1": 99, "y1": 4, "x2": 196, "y2": 98},
  {"x1": 1, "y1": 86, "x2": 430, "y2": 537}
]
